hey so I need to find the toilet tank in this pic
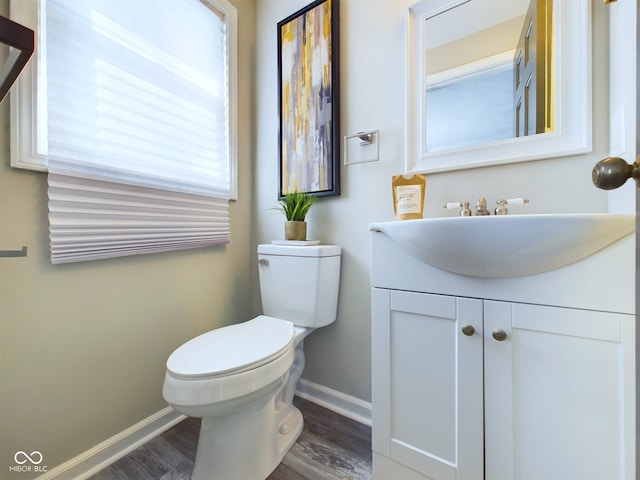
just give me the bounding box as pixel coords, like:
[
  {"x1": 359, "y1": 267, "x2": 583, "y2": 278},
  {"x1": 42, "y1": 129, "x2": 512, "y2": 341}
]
[{"x1": 257, "y1": 244, "x2": 341, "y2": 327}]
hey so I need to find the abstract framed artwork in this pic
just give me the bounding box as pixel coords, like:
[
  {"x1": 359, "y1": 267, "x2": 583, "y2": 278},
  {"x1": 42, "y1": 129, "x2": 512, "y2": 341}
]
[
  {"x1": 0, "y1": 15, "x2": 34, "y2": 102},
  {"x1": 277, "y1": 0, "x2": 340, "y2": 198}
]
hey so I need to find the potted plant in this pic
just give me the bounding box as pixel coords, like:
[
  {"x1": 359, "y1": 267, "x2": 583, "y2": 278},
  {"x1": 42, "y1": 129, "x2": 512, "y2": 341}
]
[{"x1": 276, "y1": 191, "x2": 318, "y2": 241}]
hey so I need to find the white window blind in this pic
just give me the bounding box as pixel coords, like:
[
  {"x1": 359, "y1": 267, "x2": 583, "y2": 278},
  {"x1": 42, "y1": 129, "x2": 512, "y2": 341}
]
[{"x1": 41, "y1": 0, "x2": 237, "y2": 263}]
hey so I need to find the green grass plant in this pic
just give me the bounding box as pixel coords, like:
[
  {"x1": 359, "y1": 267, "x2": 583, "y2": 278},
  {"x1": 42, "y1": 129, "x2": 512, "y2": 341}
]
[{"x1": 276, "y1": 191, "x2": 318, "y2": 221}]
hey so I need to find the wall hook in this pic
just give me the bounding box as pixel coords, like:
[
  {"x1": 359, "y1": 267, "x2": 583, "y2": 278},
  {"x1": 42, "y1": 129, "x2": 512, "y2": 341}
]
[{"x1": 356, "y1": 132, "x2": 373, "y2": 145}]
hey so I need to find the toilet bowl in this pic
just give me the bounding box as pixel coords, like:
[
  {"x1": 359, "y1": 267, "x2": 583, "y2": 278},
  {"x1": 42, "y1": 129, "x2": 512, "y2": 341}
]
[
  {"x1": 163, "y1": 316, "x2": 303, "y2": 480},
  {"x1": 162, "y1": 244, "x2": 341, "y2": 480}
]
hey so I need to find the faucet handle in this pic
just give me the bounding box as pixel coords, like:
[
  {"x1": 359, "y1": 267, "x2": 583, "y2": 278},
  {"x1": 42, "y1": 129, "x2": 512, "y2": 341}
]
[
  {"x1": 506, "y1": 197, "x2": 529, "y2": 205},
  {"x1": 495, "y1": 199, "x2": 508, "y2": 215},
  {"x1": 495, "y1": 197, "x2": 529, "y2": 215},
  {"x1": 444, "y1": 201, "x2": 472, "y2": 216}
]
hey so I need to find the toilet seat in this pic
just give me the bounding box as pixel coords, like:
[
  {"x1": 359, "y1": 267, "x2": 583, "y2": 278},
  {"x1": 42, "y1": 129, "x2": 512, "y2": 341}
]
[{"x1": 166, "y1": 315, "x2": 294, "y2": 379}]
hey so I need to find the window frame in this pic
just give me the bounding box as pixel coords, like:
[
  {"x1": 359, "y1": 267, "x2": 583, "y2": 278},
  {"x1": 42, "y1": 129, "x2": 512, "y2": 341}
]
[{"x1": 9, "y1": 0, "x2": 238, "y2": 199}]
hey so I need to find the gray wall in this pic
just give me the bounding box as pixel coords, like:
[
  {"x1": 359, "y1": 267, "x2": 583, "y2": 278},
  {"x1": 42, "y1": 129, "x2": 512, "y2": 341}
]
[
  {"x1": 0, "y1": 0, "x2": 256, "y2": 474},
  {"x1": 254, "y1": 0, "x2": 615, "y2": 403}
]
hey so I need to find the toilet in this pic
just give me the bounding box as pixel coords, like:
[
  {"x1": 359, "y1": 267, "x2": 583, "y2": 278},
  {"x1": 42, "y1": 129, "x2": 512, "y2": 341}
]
[{"x1": 162, "y1": 244, "x2": 341, "y2": 480}]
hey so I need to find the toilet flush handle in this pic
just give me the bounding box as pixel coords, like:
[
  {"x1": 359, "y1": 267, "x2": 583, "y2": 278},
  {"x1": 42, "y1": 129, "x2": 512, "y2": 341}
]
[{"x1": 258, "y1": 258, "x2": 269, "y2": 266}]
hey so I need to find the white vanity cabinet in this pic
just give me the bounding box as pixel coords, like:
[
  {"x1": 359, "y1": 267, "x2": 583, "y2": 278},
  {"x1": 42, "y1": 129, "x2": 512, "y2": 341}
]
[
  {"x1": 484, "y1": 301, "x2": 634, "y2": 480},
  {"x1": 371, "y1": 228, "x2": 635, "y2": 480},
  {"x1": 371, "y1": 289, "x2": 484, "y2": 480}
]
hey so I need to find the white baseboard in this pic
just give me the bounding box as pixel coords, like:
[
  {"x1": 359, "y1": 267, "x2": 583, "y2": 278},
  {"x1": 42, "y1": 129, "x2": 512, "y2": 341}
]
[
  {"x1": 296, "y1": 378, "x2": 372, "y2": 426},
  {"x1": 36, "y1": 407, "x2": 185, "y2": 480},
  {"x1": 35, "y1": 382, "x2": 370, "y2": 480}
]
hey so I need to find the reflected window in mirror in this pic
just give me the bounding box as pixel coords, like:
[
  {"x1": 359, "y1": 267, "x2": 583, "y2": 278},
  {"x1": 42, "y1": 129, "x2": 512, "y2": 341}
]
[{"x1": 426, "y1": 52, "x2": 513, "y2": 152}]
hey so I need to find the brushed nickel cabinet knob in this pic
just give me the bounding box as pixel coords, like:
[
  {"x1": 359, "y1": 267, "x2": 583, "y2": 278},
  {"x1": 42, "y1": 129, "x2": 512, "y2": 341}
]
[
  {"x1": 461, "y1": 324, "x2": 475, "y2": 336},
  {"x1": 492, "y1": 329, "x2": 508, "y2": 341}
]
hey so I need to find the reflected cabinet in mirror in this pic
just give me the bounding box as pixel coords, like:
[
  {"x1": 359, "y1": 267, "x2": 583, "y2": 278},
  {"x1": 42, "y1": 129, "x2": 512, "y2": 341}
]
[{"x1": 406, "y1": 0, "x2": 591, "y2": 173}]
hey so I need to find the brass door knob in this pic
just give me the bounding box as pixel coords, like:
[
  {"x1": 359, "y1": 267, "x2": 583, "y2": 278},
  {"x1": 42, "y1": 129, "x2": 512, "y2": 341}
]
[
  {"x1": 592, "y1": 156, "x2": 640, "y2": 190},
  {"x1": 461, "y1": 324, "x2": 475, "y2": 336},
  {"x1": 492, "y1": 329, "x2": 508, "y2": 341}
]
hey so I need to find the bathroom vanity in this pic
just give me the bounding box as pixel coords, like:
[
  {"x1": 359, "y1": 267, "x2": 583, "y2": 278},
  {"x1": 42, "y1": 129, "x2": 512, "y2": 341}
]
[{"x1": 370, "y1": 216, "x2": 635, "y2": 480}]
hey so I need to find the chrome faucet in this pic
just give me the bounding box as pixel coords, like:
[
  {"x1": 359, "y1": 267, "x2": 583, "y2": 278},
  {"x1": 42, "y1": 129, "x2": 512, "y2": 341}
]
[{"x1": 495, "y1": 197, "x2": 529, "y2": 215}]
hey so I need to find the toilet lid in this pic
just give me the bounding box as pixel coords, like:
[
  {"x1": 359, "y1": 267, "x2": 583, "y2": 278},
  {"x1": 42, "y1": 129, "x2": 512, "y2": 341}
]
[{"x1": 166, "y1": 316, "x2": 294, "y2": 378}]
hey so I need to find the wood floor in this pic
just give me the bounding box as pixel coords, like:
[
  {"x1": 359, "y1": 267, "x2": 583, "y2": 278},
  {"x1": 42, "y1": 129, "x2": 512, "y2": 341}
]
[{"x1": 89, "y1": 397, "x2": 372, "y2": 480}]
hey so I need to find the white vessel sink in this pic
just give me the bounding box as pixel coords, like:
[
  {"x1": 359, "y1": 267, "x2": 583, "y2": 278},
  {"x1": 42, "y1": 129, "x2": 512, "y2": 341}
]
[{"x1": 370, "y1": 214, "x2": 635, "y2": 278}]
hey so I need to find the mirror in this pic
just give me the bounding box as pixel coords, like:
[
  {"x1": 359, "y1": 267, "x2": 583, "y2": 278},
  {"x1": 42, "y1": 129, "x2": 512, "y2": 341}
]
[
  {"x1": 406, "y1": 0, "x2": 591, "y2": 173},
  {"x1": 0, "y1": 15, "x2": 34, "y2": 102}
]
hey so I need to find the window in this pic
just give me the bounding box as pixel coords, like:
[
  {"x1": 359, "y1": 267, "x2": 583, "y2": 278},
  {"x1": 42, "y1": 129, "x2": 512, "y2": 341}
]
[{"x1": 10, "y1": 0, "x2": 238, "y2": 263}]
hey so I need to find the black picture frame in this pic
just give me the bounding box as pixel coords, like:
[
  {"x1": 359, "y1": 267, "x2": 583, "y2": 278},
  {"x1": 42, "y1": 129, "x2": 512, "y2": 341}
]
[
  {"x1": 0, "y1": 15, "x2": 34, "y2": 102},
  {"x1": 277, "y1": 0, "x2": 340, "y2": 198}
]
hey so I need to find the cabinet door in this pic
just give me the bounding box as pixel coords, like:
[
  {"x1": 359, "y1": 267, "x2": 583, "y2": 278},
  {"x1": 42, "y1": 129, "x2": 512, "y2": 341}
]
[
  {"x1": 484, "y1": 301, "x2": 635, "y2": 480},
  {"x1": 372, "y1": 288, "x2": 484, "y2": 480}
]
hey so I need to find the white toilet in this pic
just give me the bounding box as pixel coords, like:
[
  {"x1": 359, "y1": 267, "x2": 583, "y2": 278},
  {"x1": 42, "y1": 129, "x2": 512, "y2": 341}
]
[{"x1": 162, "y1": 244, "x2": 341, "y2": 480}]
